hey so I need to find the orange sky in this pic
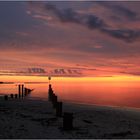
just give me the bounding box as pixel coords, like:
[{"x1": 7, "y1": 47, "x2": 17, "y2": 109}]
[
  {"x1": 0, "y1": 1, "x2": 140, "y2": 77},
  {"x1": 1, "y1": 75, "x2": 140, "y2": 84}
]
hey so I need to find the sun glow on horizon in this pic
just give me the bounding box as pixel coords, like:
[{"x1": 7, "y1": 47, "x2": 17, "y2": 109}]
[{"x1": 1, "y1": 75, "x2": 140, "y2": 83}]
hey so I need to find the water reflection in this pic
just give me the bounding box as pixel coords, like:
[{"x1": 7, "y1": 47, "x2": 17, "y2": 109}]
[
  {"x1": 1, "y1": 78, "x2": 140, "y2": 108},
  {"x1": 50, "y1": 81, "x2": 140, "y2": 108}
]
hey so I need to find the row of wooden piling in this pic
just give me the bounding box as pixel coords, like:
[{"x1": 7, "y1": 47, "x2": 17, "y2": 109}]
[
  {"x1": 4, "y1": 84, "x2": 32, "y2": 100},
  {"x1": 48, "y1": 84, "x2": 63, "y2": 117},
  {"x1": 48, "y1": 84, "x2": 73, "y2": 130}
]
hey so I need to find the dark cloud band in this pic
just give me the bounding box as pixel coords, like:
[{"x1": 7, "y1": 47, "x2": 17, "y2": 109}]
[{"x1": 43, "y1": 2, "x2": 140, "y2": 43}]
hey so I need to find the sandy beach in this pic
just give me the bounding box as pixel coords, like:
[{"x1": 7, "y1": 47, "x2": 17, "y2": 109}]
[{"x1": 0, "y1": 98, "x2": 140, "y2": 139}]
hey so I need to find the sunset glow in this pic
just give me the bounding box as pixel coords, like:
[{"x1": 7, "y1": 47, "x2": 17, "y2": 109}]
[
  {"x1": 1, "y1": 75, "x2": 140, "y2": 83},
  {"x1": 1, "y1": 1, "x2": 140, "y2": 108},
  {"x1": 0, "y1": 1, "x2": 140, "y2": 78},
  {"x1": 1, "y1": 1, "x2": 140, "y2": 139}
]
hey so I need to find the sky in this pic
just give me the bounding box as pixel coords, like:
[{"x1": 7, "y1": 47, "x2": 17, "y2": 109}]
[{"x1": 0, "y1": 1, "x2": 140, "y2": 77}]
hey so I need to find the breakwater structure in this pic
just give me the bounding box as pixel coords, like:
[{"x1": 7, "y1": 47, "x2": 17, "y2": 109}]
[
  {"x1": 48, "y1": 84, "x2": 74, "y2": 130},
  {"x1": 1, "y1": 84, "x2": 33, "y2": 100}
]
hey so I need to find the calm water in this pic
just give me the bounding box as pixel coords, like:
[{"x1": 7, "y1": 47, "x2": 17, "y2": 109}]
[{"x1": 1, "y1": 78, "x2": 140, "y2": 108}]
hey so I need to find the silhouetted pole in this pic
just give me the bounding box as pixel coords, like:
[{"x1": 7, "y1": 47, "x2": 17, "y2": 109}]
[
  {"x1": 21, "y1": 84, "x2": 24, "y2": 97},
  {"x1": 25, "y1": 88, "x2": 29, "y2": 96},
  {"x1": 24, "y1": 88, "x2": 26, "y2": 96},
  {"x1": 4, "y1": 95, "x2": 8, "y2": 100},
  {"x1": 63, "y1": 112, "x2": 73, "y2": 130},
  {"x1": 10, "y1": 94, "x2": 14, "y2": 98},
  {"x1": 18, "y1": 85, "x2": 21, "y2": 98},
  {"x1": 52, "y1": 94, "x2": 57, "y2": 108},
  {"x1": 15, "y1": 94, "x2": 18, "y2": 99},
  {"x1": 48, "y1": 84, "x2": 54, "y2": 101},
  {"x1": 49, "y1": 84, "x2": 51, "y2": 89},
  {"x1": 56, "y1": 102, "x2": 63, "y2": 117}
]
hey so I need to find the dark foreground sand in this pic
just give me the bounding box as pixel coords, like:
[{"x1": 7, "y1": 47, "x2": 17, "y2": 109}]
[{"x1": 0, "y1": 98, "x2": 140, "y2": 139}]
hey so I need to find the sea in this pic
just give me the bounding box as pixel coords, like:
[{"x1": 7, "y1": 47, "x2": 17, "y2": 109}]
[{"x1": 0, "y1": 77, "x2": 140, "y2": 108}]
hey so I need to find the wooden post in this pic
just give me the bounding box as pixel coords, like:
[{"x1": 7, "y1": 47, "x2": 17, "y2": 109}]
[
  {"x1": 49, "y1": 84, "x2": 51, "y2": 89},
  {"x1": 48, "y1": 84, "x2": 53, "y2": 101},
  {"x1": 48, "y1": 90, "x2": 53, "y2": 101},
  {"x1": 21, "y1": 84, "x2": 24, "y2": 97},
  {"x1": 51, "y1": 93, "x2": 55, "y2": 103},
  {"x1": 52, "y1": 95, "x2": 57, "y2": 108},
  {"x1": 24, "y1": 88, "x2": 27, "y2": 96},
  {"x1": 10, "y1": 94, "x2": 14, "y2": 98},
  {"x1": 18, "y1": 85, "x2": 21, "y2": 98},
  {"x1": 15, "y1": 94, "x2": 18, "y2": 99},
  {"x1": 56, "y1": 102, "x2": 63, "y2": 117},
  {"x1": 63, "y1": 112, "x2": 73, "y2": 130},
  {"x1": 4, "y1": 95, "x2": 8, "y2": 100}
]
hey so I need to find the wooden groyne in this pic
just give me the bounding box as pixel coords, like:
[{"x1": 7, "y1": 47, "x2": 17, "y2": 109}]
[
  {"x1": 1, "y1": 83, "x2": 74, "y2": 130},
  {"x1": 0, "y1": 84, "x2": 33, "y2": 100},
  {"x1": 48, "y1": 84, "x2": 73, "y2": 130}
]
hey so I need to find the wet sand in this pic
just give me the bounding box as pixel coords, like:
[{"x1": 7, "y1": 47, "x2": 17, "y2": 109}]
[{"x1": 0, "y1": 98, "x2": 140, "y2": 139}]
